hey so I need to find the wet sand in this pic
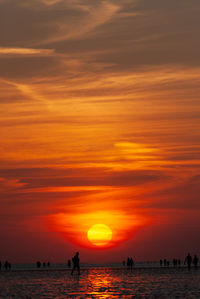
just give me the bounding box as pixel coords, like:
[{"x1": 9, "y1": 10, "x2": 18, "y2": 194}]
[{"x1": 1, "y1": 267, "x2": 200, "y2": 298}]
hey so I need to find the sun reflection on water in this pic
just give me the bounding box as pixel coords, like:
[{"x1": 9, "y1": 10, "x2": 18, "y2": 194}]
[
  {"x1": 81, "y1": 269, "x2": 124, "y2": 298},
  {"x1": 1, "y1": 268, "x2": 200, "y2": 298}
]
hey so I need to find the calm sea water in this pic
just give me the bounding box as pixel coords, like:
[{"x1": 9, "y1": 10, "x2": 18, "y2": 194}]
[{"x1": 0, "y1": 266, "x2": 200, "y2": 298}]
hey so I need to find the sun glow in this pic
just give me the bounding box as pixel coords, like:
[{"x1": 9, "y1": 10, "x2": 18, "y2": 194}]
[
  {"x1": 87, "y1": 224, "x2": 112, "y2": 246},
  {"x1": 49, "y1": 210, "x2": 147, "y2": 248}
]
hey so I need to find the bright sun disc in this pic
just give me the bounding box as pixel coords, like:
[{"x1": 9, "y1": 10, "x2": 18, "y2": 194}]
[{"x1": 87, "y1": 224, "x2": 112, "y2": 246}]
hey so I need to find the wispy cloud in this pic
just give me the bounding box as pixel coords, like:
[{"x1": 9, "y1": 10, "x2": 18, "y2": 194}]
[
  {"x1": 0, "y1": 177, "x2": 26, "y2": 189},
  {"x1": 0, "y1": 47, "x2": 54, "y2": 56},
  {"x1": 41, "y1": 1, "x2": 120, "y2": 44},
  {"x1": 0, "y1": 78, "x2": 48, "y2": 103},
  {"x1": 39, "y1": 0, "x2": 62, "y2": 5}
]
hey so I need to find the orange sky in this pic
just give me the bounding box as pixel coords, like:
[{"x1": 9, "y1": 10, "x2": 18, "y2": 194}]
[{"x1": 0, "y1": 0, "x2": 200, "y2": 263}]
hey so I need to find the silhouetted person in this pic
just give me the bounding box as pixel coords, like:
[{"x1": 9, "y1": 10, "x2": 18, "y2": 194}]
[
  {"x1": 160, "y1": 259, "x2": 163, "y2": 267},
  {"x1": 173, "y1": 259, "x2": 177, "y2": 267},
  {"x1": 193, "y1": 255, "x2": 199, "y2": 269},
  {"x1": 71, "y1": 252, "x2": 80, "y2": 275},
  {"x1": 47, "y1": 262, "x2": 50, "y2": 267},
  {"x1": 130, "y1": 258, "x2": 134, "y2": 269},
  {"x1": 127, "y1": 257, "x2": 130, "y2": 267},
  {"x1": 172, "y1": 259, "x2": 175, "y2": 267},
  {"x1": 8, "y1": 263, "x2": 11, "y2": 270},
  {"x1": 43, "y1": 262, "x2": 46, "y2": 268},
  {"x1": 36, "y1": 261, "x2": 41, "y2": 268},
  {"x1": 68, "y1": 259, "x2": 71, "y2": 268},
  {"x1": 164, "y1": 259, "x2": 167, "y2": 267},
  {"x1": 4, "y1": 261, "x2": 9, "y2": 270},
  {"x1": 185, "y1": 253, "x2": 192, "y2": 270}
]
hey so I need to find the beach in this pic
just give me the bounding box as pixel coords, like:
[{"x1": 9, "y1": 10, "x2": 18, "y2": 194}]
[{"x1": 1, "y1": 266, "x2": 200, "y2": 298}]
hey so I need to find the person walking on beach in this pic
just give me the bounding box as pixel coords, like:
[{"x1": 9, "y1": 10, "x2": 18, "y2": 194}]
[
  {"x1": 71, "y1": 252, "x2": 80, "y2": 275},
  {"x1": 185, "y1": 253, "x2": 192, "y2": 270}
]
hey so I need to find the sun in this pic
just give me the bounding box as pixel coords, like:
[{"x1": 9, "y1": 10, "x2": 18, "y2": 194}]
[{"x1": 87, "y1": 224, "x2": 113, "y2": 246}]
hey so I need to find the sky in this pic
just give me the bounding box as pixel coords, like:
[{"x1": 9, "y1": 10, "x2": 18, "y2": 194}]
[{"x1": 0, "y1": 0, "x2": 200, "y2": 263}]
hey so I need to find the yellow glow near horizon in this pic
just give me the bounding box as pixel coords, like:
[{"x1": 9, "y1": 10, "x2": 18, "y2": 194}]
[
  {"x1": 49, "y1": 210, "x2": 146, "y2": 248},
  {"x1": 87, "y1": 224, "x2": 113, "y2": 246}
]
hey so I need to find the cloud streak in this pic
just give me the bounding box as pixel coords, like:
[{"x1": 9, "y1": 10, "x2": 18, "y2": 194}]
[
  {"x1": 40, "y1": 1, "x2": 120, "y2": 44},
  {"x1": 0, "y1": 47, "x2": 54, "y2": 56}
]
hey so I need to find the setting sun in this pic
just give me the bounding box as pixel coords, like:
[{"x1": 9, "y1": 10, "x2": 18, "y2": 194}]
[
  {"x1": 1, "y1": 0, "x2": 200, "y2": 273},
  {"x1": 87, "y1": 224, "x2": 113, "y2": 246}
]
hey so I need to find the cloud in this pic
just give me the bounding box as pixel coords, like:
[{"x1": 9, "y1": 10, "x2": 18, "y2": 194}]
[
  {"x1": 40, "y1": 1, "x2": 120, "y2": 44},
  {"x1": 0, "y1": 78, "x2": 48, "y2": 104},
  {"x1": 0, "y1": 167, "x2": 165, "y2": 190},
  {"x1": 39, "y1": 0, "x2": 62, "y2": 5},
  {"x1": 8, "y1": 0, "x2": 120, "y2": 45},
  {"x1": 0, "y1": 177, "x2": 26, "y2": 189},
  {"x1": 0, "y1": 47, "x2": 54, "y2": 56}
]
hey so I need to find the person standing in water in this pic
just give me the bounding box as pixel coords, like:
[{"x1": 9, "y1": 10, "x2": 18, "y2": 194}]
[
  {"x1": 193, "y1": 255, "x2": 199, "y2": 269},
  {"x1": 71, "y1": 252, "x2": 80, "y2": 275},
  {"x1": 185, "y1": 253, "x2": 192, "y2": 270}
]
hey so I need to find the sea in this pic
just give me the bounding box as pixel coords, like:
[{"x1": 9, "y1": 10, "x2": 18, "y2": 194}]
[{"x1": 0, "y1": 263, "x2": 200, "y2": 298}]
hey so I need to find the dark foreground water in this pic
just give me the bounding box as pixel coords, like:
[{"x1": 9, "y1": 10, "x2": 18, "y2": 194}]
[{"x1": 0, "y1": 267, "x2": 200, "y2": 298}]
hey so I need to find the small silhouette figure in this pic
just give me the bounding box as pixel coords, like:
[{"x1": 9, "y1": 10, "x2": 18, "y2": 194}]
[
  {"x1": 43, "y1": 262, "x2": 46, "y2": 268},
  {"x1": 36, "y1": 261, "x2": 41, "y2": 268},
  {"x1": 164, "y1": 259, "x2": 167, "y2": 267},
  {"x1": 130, "y1": 258, "x2": 134, "y2": 269},
  {"x1": 127, "y1": 257, "x2": 134, "y2": 269},
  {"x1": 173, "y1": 259, "x2": 177, "y2": 267},
  {"x1": 68, "y1": 259, "x2": 71, "y2": 268},
  {"x1": 47, "y1": 262, "x2": 50, "y2": 267},
  {"x1": 160, "y1": 259, "x2": 163, "y2": 267},
  {"x1": 193, "y1": 255, "x2": 199, "y2": 269},
  {"x1": 71, "y1": 252, "x2": 80, "y2": 275},
  {"x1": 185, "y1": 253, "x2": 192, "y2": 270},
  {"x1": 4, "y1": 261, "x2": 9, "y2": 270}
]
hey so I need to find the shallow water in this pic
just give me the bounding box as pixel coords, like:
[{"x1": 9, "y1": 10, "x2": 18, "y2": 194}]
[{"x1": 1, "y1": 268, "x2": 200, "y2": 298}]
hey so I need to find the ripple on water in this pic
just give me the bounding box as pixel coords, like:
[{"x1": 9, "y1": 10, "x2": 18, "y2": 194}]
[{"x1": 0, "y1": 268, "x2": 200, "y2": 298}]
